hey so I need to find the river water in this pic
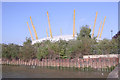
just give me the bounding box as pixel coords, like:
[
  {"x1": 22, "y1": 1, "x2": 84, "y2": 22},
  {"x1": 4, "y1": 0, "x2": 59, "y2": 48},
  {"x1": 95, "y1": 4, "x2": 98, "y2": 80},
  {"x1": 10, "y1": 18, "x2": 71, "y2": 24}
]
[{"x1": 2, "y1": 65, "x2": 110, "y2": 78}]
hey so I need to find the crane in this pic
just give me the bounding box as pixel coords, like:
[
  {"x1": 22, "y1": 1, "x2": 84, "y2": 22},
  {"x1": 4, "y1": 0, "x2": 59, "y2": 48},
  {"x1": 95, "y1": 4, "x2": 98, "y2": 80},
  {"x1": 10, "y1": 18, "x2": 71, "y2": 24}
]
[
  {"x1": 97, "y1": 21, "x2": 102, "y2": 39},
  {"x1": 46, "y1": 28, "x2": 49, "y2": 37},
  {"x1": 91, "y1": 12, "x2": 98, "y2": 38},
  {"x1": 47, "y1": 11, "x2": 53, "y2": 38},
  {"x1": 27, "y1": 22, "x2": 34, "y2": 41},
  {"x1": 73, "y1": 9, "x2": 75, "y2": 37},
  {"x1": 30, "y1": 16, "x2": 38, "y2": 40},
  {"x1": 99, "y1": 16, "x2": 106, "y2": 39}
]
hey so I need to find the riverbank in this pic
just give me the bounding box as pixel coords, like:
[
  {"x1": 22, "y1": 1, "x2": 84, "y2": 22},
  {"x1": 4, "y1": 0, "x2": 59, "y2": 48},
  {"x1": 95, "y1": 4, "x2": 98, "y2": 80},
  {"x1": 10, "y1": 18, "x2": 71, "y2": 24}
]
[{"x1": 107, "y1": 66, "x2": 118, "y2": 78}]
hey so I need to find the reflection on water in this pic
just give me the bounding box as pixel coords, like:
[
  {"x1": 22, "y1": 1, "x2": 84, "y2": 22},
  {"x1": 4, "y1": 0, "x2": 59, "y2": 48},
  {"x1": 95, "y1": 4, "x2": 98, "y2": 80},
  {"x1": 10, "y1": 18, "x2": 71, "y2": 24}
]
[{"x1": 2, "y1": 65, "x2": 110, "y2": 78}]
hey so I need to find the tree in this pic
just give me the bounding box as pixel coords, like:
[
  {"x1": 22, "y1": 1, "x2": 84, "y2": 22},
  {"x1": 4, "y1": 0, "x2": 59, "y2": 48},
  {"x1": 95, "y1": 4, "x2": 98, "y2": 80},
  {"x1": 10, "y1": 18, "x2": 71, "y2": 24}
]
[
  {"x1": 2, "y1": 26, "x2": 119, "y2": 60},
  {"x1": 37, "y1": 46, "x2": 48, "y2": 60},
  {"x1": 110, "y1": 38, "x2": 118, "y2": 54},
  {"x1": 96, "y1": 39, "x2": 116, "y2": 54},
  {"x1": 2, "y1": 43, "x2": 20, "y2": 60},
  {"x1": 23, "y1": 37, "x2": 32, "y2": 46},
  {"x1": 77, "y1": 25, "x2": 91, "y2": 40},
  {"x1": 2, "y1": 44, "x2": 10, "y2": 59},
  {"x1": 69, "y1": 26, "x2": 95, "y2": 58},
  {"x1": 58, "y1": 40, "x2": 68, "y2": 59},
  {"x1": 21, "y1": 38, "x2": 36, "y2": 61}
]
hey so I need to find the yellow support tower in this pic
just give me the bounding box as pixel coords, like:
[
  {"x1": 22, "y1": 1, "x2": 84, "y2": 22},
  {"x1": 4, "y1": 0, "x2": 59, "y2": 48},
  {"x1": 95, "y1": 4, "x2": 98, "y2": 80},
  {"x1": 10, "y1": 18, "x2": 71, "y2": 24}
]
[
  {"x1": 60, "y1": 28, "x2": 62, "y2": 36},
  {"x1": 73, "y1": 9, "x2": 75, "y2": 37},
  {"x1": 89, "y1": 25, "x2": 91, "y2": 29},
  {"x1": 97, "y1": 21, "x2": 102, "y2": 39},
  {"x1": 99, "y1": 16, "x2": 106, "y2": 39},
  {"x1": 47, "y1": 11, "x2": 53, "y2": 38},
  {"x1": 75, "y1": 28, "x2": 77, "y2": 35},
  {"x1": 30, "y1": 16, "x2": 38, "y2": 40},
  {"x1": 91, "y1": 12, "x2": 98, "y2": 38},
  {"x1": 46, "y1": 28, "x2": 49, "y2": 37},
  {"x1": 27, "y1": 22, "x2": 34, "y2": 41}
]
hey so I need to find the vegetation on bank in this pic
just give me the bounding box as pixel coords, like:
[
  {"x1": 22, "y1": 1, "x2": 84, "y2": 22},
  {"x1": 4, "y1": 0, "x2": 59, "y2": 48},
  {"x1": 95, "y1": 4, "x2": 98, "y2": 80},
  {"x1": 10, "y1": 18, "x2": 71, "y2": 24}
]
[{"x1": 1, "y1": 25, "x2": 119, "y2": 61}]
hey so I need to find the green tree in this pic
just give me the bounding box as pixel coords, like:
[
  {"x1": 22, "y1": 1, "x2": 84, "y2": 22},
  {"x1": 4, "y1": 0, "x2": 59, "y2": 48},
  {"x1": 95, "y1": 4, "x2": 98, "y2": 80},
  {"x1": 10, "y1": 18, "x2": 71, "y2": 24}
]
[
  {"x1": 21, "y1": 38, "x2": 36, "y2": 61},
  {"x1": 37, "y1": 46, "x2": 48, "y2": 60},
  {"x1": 77, "y1": 25, "x2": 91, "y2": 40},
  {"x1": 96, "y1": 38, "x2": 118, "y2": 54},
  {"x1": 23, "y1": 37, "x2": 32, "y2": 46},
  {"x1": 58, "y1": 40, "x2": 68, "y2": 59},
  {"x1": 2, "y1": 43, "x2": 20, "y2": 60},
  {"x1": 96, "y1": 39, "x2": 112, "y2": 54}
]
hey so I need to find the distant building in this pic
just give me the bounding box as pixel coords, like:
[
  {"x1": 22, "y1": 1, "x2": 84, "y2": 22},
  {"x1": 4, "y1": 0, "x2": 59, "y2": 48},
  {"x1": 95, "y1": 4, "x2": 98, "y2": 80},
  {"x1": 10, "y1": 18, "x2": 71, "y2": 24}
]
[
  {"x1": 112, "y1": 31, "x2": 120, "y2": 39},
  {"x1": 32, "y1": 35, "x2": 77, "y2": 44}
]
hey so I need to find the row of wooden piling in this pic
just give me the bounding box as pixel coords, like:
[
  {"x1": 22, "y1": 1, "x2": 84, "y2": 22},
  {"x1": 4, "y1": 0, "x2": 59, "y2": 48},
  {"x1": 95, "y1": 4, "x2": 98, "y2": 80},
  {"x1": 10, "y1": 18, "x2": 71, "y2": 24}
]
[{"x1": 1, "y1": 58, "x2": 119, "y2": 71}]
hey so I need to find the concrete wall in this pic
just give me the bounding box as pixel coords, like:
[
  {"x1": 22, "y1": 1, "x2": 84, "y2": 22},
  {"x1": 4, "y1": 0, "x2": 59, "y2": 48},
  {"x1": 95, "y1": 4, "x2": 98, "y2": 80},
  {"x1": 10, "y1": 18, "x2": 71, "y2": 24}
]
[{"x1": 83, "y1": 54, "x2": 118, "y2": 59}]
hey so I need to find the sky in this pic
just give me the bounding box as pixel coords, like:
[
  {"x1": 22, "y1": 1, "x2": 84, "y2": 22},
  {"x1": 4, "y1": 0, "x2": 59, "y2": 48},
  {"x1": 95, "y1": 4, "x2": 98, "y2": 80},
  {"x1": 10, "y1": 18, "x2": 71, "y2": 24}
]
[{"x1": 2, "y1": 2, "x2": 118, "y2": 45}]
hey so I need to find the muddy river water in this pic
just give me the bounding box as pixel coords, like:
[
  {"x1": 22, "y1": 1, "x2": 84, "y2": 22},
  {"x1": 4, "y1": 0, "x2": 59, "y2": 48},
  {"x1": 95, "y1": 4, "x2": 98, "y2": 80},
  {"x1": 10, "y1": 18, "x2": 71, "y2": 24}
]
[{"x1": 2, "y1": 65, "x2": 110, "y2": 78}]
